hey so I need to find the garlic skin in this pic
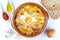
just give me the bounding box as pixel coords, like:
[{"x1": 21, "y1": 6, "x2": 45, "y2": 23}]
[
  {"x1": 5, "y1": 29, "x2": 14, "y2": 38},
  {"x1": 47, "y1": 29, "x2": 56, "y2": 38}
]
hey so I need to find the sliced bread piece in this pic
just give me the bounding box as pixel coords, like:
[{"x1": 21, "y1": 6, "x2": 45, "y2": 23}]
[{"x1": 41, "y1": 0, "x2": 60, "y2": 10}]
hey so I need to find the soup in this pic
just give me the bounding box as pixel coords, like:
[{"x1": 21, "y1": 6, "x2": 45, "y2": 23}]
[{"x1": 15, "y1": 5, "x2": 45, "y2": 36}]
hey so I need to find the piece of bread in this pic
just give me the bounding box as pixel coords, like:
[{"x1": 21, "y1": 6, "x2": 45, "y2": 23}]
[
  {"x1": 41, "y1": 0, "x2": 60, "y2": 10},
  {"x1": 41, "y1": 0, "x2": 60, "y2": 20},
  {"x1": 48, "y1": 9, "x2": 60, "y2": 19}
]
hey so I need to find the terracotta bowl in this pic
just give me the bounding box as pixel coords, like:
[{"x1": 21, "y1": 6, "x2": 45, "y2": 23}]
[{"x1": 11, "y1": 2, "x2": 49, "y2": 38}]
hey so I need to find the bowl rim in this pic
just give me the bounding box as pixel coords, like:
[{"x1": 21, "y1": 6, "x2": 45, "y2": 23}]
[{"x1": 11, "y1": 2, "x2": 49, "y2": 38}]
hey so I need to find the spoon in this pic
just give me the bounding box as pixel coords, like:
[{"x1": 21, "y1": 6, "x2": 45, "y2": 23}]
[
  {"x1": 0, "y1": 3, "x2": 9, "y2": 21},
  {"x1": 6, "y1": 0, "x2": 15, "y2": 21},
  {"x1": 0, "y1": 3, "x2": 5, "y2": 13}
]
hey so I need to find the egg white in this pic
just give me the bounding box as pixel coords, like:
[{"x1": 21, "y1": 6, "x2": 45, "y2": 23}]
[{"x1": 20, "y1": 12, "x2": 37, "y2": 26}]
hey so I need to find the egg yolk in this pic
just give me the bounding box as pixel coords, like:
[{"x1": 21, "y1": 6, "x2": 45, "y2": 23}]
[{"x1": 25, "y1": 16, "x2": 32, "y2": 24}]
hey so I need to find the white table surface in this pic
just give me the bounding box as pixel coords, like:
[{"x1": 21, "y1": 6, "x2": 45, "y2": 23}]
[{"x1": 0, "y1": 0, "x2": 60, "y2": 40}]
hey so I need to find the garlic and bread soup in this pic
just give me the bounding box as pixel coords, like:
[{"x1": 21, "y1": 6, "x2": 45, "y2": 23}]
[
  {"x1": 15, "y1": 5, "x2": 44, "y2": 36},
  {"x1": 12, "y1": 2, "x2": 49, "y2": 37}
]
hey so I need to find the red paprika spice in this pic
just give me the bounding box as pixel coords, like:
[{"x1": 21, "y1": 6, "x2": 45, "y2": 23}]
[{"x1": 3, "y1": 12, "x2": 9, "y2": 20}]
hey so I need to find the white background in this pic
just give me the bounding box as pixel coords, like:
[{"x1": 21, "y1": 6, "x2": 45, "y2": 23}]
[{"x1": 0, "y1": 0, "x2": 60, "y2": 40}]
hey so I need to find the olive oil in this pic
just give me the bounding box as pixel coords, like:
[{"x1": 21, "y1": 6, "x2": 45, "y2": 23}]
[{"x1": 7, "y1": 3, "x2": 13, "y2": 13}]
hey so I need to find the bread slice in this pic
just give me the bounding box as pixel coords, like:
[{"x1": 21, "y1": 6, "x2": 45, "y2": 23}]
[
  {"x1": 48, "y1": 10, "x2": 60, "y2": 19},
  {"x1": 41, "y1": 0, "x2": 60, "y2": 20},
  {"x1": 41, "y1": 0, "x2": 60, "y2": 10}
]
